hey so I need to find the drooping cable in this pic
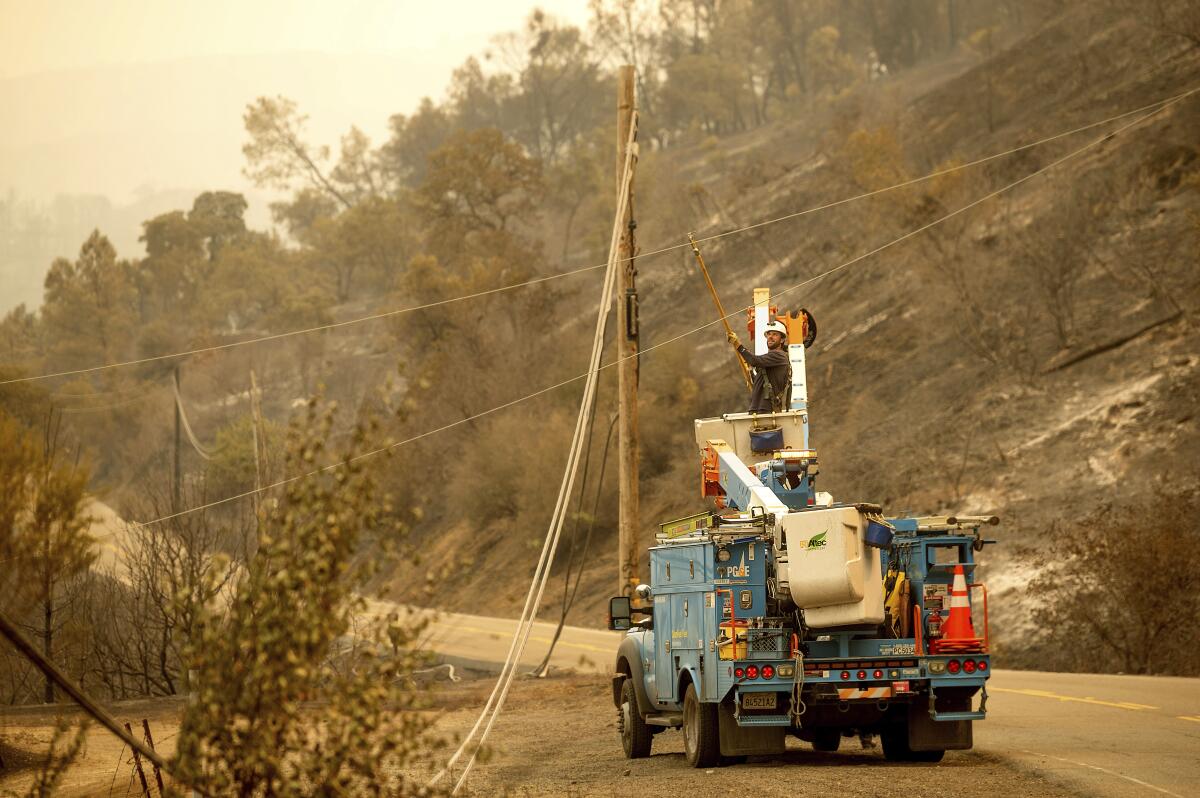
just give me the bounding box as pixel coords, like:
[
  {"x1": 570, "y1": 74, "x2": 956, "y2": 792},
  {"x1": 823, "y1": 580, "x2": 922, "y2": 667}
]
[
  {"x1": 173, "y1": 378, "x2": 213, "y2": 461},
  {"x1": 2, "y1": 85, "x2": 1193, "y2": 389},
  {"x1": 428, "y1": 115, "x2": 639, "y2": 793},
  {"x1": 535, "y1": 410, "x2": 619, "y2": 676}
]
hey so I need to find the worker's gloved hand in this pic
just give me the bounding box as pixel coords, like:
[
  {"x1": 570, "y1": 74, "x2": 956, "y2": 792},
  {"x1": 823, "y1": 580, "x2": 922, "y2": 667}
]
[{"x1": 727, "y1": 331, "x2": 741, "y2": 347}]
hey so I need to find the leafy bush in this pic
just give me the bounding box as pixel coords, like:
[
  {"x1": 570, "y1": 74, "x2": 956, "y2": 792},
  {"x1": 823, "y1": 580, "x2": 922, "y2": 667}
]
[
  {"x1": 173, "y1": 399, "x2": 450, "y2": 795},
  {"x1": 1015, "y1": 488, "x2": 1200, "y2": 675}
]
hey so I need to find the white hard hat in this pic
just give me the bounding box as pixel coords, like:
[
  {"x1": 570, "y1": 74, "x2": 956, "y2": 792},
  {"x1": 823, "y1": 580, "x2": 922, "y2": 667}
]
[{"x1": 764, "y1": 320, "x2": 788, "y2": 338}]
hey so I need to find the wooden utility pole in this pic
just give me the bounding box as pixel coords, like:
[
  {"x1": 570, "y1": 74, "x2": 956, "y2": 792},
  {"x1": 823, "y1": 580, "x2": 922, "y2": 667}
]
[
  {"x1": 616, "y1": 65, "x2": 641, "y2": 601},
  {"x1": 173, "y1": 364, "x2": 182, "y2": 512},
  {"x1": 250, "y1": 369, "x2": 270, "y2": 552}
]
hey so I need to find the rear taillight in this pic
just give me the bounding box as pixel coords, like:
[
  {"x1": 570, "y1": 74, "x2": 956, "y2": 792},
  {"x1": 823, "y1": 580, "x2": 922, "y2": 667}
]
[
  {"x1": 872, "y1": 669, "x2": 883, "y2": 679},
  {"x1": 947, "y1": 659, "x2": 961, "y2": 674},
  {"x1": 747, "y1": 665, "x2": 759, "y2": 679},
  {"x1": 762, "y1": 665, "x2": 775, "y2": 679},
  {"x1": 856, "y1": 670, "x2": 866, "y2": 680},
  {"x1": 977, "y1": 660, "x2": 988, "y2": 672},
  {"x1": 840, "y1": 671, "x2": 851, "y2": 680},
  {"x1": 963, "y1": 660, "x2": 977, "y2": 674},
  {"x1": 735, "y1": 667, "x2": 745, "y2": 678}
]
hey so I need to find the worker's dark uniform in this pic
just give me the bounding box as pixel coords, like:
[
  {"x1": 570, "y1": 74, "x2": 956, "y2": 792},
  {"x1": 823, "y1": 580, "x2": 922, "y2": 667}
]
[{"x1": 736, "y1": 345, "x2": 790, "y2": 413}]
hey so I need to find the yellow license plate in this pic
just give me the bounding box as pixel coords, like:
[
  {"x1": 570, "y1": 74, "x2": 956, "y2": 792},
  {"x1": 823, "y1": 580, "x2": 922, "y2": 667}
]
[{"x1": 741, "y1": 692, "x2": 776, "y2": 710}]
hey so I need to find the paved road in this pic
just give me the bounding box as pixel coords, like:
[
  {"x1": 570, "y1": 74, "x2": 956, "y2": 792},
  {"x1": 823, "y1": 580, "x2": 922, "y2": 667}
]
[
  {"x1": 385, "y1": 604, "x2": 622, "y2": 674},
  {"x1": 420, "y1": 610, "x2": 1200, "y2": 797},
  {"x1": 980, "y1": 670, "x2": 1200, "y2": 798}
]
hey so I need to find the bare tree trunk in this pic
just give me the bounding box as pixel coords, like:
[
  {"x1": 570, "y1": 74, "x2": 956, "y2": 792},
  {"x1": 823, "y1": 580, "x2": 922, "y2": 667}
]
[
  {"x1": 159, "y1": 624, "x2": 176, "y2": 696},
  {"x1": 42, "y1": 593, "x2": 53, "y2": 704},
  {"x1": 559, "y1": 198, "x2": 584, "y2": 268},
  {"x1": 947, "y1": 0, "x2": 959, "y2": 50}
]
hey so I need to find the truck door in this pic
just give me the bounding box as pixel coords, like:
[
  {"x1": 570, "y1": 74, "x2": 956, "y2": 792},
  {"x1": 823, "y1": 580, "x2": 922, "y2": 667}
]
[
  {"x1": 702, "y1": 591, "x2": 721, "y2": 698},
  {"x1": 654, "y1": 593, "x2": 674, "y2": 702},
  {"x1": 656, "y1": 592, "x2": 704, "y2": 703}
]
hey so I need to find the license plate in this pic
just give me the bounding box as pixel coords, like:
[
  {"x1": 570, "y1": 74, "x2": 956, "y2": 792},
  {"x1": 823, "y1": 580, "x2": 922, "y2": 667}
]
[{"x1": 742, "y1": 692, "x2": 776, "y2": 710}]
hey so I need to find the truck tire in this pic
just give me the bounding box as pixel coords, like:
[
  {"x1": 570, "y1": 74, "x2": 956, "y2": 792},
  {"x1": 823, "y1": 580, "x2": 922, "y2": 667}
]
[
  {"x1": 881, "y1": 726, "x2": 945, "y2": 763},
  {"x1": 619, "y1": 679, "x2": 653, "y2": 759},
  {"x1": 683, "y1": 683, "x2": 720, "y2": 768},
  {"x1": 812, "y1": 728, "x2": 841, "y2": 752}
]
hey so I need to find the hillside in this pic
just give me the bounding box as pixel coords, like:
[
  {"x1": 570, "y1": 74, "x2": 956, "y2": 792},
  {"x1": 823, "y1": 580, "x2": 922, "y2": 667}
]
[
  {"x1": 377, "y1": 3, "x2": 1200, "y2": 669},
  {"x1": 2, "y1": 2, "x2": 1197, "y2": 699}
]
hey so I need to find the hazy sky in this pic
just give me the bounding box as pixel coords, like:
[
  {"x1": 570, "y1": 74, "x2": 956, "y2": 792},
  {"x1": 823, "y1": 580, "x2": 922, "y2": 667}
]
[
  {"x1": 0, "y1": 0, "x2": 592, "y2": 202},
  {"x1": 0, "y1": 0, "x2": 591, "y2": 79},
  {"x1": 0, "y1": 0, "x2": 597, "y2": 309}
]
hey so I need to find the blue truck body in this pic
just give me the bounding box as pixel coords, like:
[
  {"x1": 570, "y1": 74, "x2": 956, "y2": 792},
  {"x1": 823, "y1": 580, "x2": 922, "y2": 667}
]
[
  {"x1": 609, "y1": 301, "x2": 997, "y2": 766},
  {"x1": 611, "y1": 512, "x2": 995, "y2": 764}
]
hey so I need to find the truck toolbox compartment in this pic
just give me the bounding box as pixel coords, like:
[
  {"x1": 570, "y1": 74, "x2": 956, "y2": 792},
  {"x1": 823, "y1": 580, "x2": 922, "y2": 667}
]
[{"x1": 781, "y1": 507, "x2": 885, "y2": 627}]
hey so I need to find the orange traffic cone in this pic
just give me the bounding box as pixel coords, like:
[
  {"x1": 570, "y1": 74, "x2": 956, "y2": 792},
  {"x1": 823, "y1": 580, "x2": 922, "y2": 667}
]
[{"x1": 931, "y1": 565, "x2": 985, "y2": 654}]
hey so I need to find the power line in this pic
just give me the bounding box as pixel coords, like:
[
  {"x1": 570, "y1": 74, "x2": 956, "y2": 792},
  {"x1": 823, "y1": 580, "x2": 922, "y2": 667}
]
[
  {"x1": 50, "y1": 384, "x2": 152, "y2": 399},
  {"x1": 665, "y1": 85, "x2": 1197, "y2": 254},
  {"x1": 632, "y1": 87, "x2": 1195, "y2": 358},
  {"x1": 2, "y1": 85, "x2": 1192, "y2": 390},
  {"x1": 127, "y1": 85, "x2": 1192, "y2": 532},
  {"x1": 0, "y1": 263, "x2": 607, "y2": 387},
  {"x1": 58, "y1": 390, "x2": 165, "y2": 414}
]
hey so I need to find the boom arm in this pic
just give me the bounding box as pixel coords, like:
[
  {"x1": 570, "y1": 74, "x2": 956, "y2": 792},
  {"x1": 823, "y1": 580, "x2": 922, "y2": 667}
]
[{"x1": 704, "y1": 440, "x2": 788, "y2": 516}]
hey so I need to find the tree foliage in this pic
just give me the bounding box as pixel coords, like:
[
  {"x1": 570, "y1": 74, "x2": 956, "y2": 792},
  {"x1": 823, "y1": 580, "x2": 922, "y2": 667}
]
[
  {"x1": 1024, "y1": 489, "x2": 1200, "y2": 675},
  {"x1": 417, "y1": 128, "x2": 543, "y2": 244},
  {"x1": 41, "y1": 231, "x2": 137, "y2": 371},
  {"x1": 242, "y1": 97, "x2": 357, "y2": 210},
  {"x1": 0, "y1": 410, "x2": 96, "y2": 703}
]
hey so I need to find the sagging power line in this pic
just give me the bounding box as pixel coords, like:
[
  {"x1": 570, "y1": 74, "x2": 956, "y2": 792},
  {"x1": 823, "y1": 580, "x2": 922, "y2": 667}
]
[
  {"x1": 125, "y1": 84, "x2": 1193, "y2": 534},
  {"x1": 0, "y1": 85, "x2": 1192, "y2": 390}
]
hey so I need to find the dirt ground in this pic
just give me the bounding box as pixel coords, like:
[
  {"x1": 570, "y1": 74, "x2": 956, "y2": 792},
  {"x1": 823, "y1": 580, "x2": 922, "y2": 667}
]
[
  {"x1": 436, "y1": 674, "x2": 1088, "y2": 798},
  {"x1": 0, "y1": 695, "x2": 186, "y2": 797},
  {"x1": 1, "y1": 672, "x2": 1090, "y2": 797}
]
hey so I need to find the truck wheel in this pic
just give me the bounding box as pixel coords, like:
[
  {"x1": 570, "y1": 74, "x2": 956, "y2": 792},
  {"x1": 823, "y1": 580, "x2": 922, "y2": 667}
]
[
  {"x1": 881, "y1": 726, "x2": 945, "y2": 763},
  {"x1": 619, "y1": 679, "x2": 653, "y2": 759},
  {"x1": 812, "y1": 728, "x2": 841, "y2": 752},
  {"x1": 683, "y1": 683, "x2": 720, "y2": 768}
]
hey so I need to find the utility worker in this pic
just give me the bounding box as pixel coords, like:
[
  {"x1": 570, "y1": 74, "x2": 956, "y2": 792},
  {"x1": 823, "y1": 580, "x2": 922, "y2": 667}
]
[{"x1": 728, "y1": 320, "x2": 791, "y2": 413}]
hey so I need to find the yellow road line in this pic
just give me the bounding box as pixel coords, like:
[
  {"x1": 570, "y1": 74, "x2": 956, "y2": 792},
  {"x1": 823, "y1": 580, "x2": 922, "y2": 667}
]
[
  {"x1": 528, "y1": 636, "x2": 610, "y2": 654},
  {"x1": 991, "y1": 686, "x2": 1158, "y2": 711},
  {"x1": 428, "y1": 625, "x2": 611, "y2": 654},
  {"x1": 1178, "y1": 715, "x2": 1200, "y2": 723}
]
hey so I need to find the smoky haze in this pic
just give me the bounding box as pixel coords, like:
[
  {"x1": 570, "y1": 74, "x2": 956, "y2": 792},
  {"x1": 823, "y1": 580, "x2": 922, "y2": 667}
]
[{"x1": 0, "y1": 0, "x2": 589, "y2": 311}]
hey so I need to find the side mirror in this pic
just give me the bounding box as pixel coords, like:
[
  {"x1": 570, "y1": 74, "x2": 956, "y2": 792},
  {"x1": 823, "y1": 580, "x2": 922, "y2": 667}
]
[{"x1": 608, "y1": 596, "x2": 632, "y2": 631}]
